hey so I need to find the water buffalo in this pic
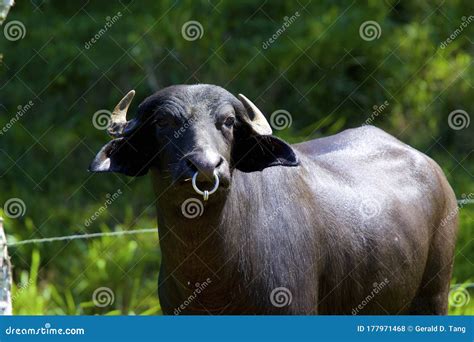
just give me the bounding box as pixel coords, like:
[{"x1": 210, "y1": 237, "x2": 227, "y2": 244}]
[{"x1": 89, "y1": 84, "x2": 458, "y2": 315}]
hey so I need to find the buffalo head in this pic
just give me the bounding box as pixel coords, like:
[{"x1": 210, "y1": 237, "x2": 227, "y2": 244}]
[{"x1": 89, "y1": 84, "x2": 298, "y2": 198}]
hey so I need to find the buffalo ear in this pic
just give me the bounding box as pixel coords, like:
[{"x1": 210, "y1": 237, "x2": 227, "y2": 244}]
[
  {"x1": 234, "y1": 93, "x2": 298, "y2": 172},
  {"x1": 232, "y1": 134, "x2": 299, "y2": 172},
  {"x1": 89, "y1": 137, "x2": 152, "y2": 177}
]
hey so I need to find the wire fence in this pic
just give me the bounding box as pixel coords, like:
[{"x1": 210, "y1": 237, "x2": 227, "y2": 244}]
[
  {"x1": 6, "y1": 228, "x2": 157, "y2": 247},
  {"x1": 2, "y1": 197, "x2": 472, "y2": 248},
  {"x1": 0, "y1": 199, "x2": 473, "y2": 291}
]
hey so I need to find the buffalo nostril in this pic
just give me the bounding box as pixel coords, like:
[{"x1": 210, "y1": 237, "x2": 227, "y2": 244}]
[
  {"x1": 186, "y1": 152, "x2": 222, "y2": 180},
  {"x1": 216, "y1": 157, "x2": 224, "y2": 169}
]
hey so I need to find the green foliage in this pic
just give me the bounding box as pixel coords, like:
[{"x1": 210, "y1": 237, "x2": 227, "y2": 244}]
[
  {"x1": 0, "y1": 0, "x2": 472, "y2": 314},
  {"x1": 10, "y1": 233, "x2": 161, "y2": 315}
]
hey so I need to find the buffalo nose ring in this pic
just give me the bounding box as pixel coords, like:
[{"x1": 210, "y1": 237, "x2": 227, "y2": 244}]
[{"x1": 192, "y1": 170, "x2": 219, "y2": 201}]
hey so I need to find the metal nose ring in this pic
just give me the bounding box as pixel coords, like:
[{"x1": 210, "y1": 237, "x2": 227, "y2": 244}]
[{"x1": 192, "y1": 170, "x2": 219, "y2": 201}]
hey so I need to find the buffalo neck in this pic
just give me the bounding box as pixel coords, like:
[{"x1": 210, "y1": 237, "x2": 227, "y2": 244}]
[
  {"x1": 149, "y1": 163, "x2": 319, "y2": 313},
  {"x1": 151, "y1": 169, "x2": 233, "y2": 289}
]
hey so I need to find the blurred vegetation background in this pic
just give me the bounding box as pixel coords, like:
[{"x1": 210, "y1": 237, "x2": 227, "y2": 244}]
[{"x1": 0, "y1": 0, "x2": 472, "y2": 315}]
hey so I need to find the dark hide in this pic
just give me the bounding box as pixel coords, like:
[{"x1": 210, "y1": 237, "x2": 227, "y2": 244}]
[{"x1": 90, "y1": 84, "x2": 458, "y2": 315}]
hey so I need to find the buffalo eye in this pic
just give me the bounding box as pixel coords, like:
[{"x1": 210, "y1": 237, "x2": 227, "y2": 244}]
[
  {"x1": 154, "y1": 117, "x2": 167, "y2": 128},
  {"x1": 223, "y1": 116, "x2": 235, "y2": 128},
  {"x1": 155, "y1": 115, "x2": 179, "y2": 128}
]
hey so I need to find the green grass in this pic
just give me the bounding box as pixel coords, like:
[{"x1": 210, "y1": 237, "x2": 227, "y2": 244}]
[
  {"x1": 8, "y1": 204, "x2": 473, "y2": 315},
  {"x1": 9, "y1": 229, "x2": 162, "y2": 315}
]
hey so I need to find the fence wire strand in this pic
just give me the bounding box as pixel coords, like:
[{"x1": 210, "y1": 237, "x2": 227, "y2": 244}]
[
  {"x1": 2, "y1": 198, "x2": 472, "y2": 248},
  {"x1": 6, "y1": 228, "x2": 157, "y2": 247}
]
